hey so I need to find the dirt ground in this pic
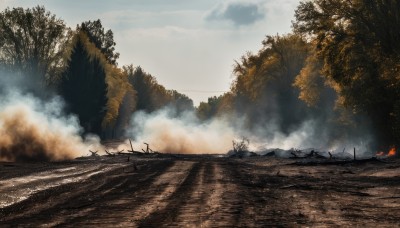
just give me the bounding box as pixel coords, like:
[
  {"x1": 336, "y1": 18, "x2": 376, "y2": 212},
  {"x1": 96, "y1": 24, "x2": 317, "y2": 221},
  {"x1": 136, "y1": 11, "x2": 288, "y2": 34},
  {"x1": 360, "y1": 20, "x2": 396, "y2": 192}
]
[{"x1": 1, "y1": 154, "x2": 400, "y2": 227}]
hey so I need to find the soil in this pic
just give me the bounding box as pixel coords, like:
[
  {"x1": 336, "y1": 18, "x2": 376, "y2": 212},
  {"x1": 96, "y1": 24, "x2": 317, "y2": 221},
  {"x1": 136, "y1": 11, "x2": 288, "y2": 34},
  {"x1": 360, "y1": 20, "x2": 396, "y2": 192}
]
[{"x1": 1, "y1": 154, "x2": 400, "y2": 227}]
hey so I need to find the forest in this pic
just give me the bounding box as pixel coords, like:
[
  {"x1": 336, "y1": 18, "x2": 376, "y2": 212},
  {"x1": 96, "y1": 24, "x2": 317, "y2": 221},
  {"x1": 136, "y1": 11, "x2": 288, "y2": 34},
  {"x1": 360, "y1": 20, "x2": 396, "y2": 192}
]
[
  {"x1": 0, "y1": 1, "x2": 399, "y2": 152},
  {"x1": 0, "y1": 6, "x2": 193, "y2": 140},
  {"x1": 198, "y1": 0, "x2": 400, "y2": 151}
]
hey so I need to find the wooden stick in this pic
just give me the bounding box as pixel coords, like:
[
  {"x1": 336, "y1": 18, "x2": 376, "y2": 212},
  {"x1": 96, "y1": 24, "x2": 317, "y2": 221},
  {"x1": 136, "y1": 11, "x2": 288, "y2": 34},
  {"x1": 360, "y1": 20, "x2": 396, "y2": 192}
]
[
  {"x1": 129, "y1": 139, "x2": 134, "y2": 153},
  {"x1": 89, "y1": 150, "x2": 98, "y2": 156}
]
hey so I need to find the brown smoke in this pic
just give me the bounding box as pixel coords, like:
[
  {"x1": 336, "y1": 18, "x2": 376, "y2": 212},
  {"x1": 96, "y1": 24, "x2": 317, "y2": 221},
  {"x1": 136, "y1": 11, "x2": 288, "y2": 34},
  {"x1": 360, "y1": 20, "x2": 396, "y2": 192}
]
[
  {"x1": 0, "y1": 96, "x2": 100, "y2": 162},
  {"x1": 127, "y1": 110, "x2": 236, "y2": 154}
]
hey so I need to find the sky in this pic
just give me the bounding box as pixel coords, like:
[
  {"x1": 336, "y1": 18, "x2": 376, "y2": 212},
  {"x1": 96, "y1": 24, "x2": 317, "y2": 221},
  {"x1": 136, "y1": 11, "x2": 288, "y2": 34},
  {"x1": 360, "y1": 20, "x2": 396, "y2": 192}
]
[{"x1": 0, "y1": 0, "x2": 300, "y2": 106}]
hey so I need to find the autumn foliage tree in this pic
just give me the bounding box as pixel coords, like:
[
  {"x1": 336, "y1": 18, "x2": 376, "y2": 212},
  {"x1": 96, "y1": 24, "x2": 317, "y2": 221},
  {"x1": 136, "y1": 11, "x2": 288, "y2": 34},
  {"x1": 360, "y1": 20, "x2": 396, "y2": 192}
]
[
  {"x1": 197, "y1": 94, "x2": 232, "y2": 120},
  {"x1": 293, "y1": 0, "x2": 400, "y2": 148},
  {"x1": 228, "y1": 34, "x2": 311, "y2": 133}
]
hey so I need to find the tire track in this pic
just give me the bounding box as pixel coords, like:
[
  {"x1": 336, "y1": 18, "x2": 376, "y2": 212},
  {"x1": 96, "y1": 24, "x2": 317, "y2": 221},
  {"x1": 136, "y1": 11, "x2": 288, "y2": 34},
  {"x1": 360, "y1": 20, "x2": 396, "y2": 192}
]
[
  {"x1": 139, "y1": 160, "x2": 245, "y2": 227},
  {"x1": 138, "y1": 161, "x2": 202, "y2": 227},
  {"x1": 1, "y1": 159, "x2": 174, "y2": 227},
  {"x1": 64, "y1": 160, "x2": 197, "y2": 227}
]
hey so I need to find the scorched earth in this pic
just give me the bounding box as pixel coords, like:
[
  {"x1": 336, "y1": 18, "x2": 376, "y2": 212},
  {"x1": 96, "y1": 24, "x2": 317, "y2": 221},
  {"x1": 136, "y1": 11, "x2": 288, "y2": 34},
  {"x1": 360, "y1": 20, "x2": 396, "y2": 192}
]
[{"x1": 1, "y1": 154, "x2": 400, "y2": 227}]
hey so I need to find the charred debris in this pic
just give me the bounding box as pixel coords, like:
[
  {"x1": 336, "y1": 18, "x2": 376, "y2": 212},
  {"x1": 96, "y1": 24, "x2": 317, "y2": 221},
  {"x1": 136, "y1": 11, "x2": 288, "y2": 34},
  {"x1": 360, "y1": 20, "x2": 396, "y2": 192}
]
[{"x1": 227, "y1": 138, "x2": 396, "y2": 165}]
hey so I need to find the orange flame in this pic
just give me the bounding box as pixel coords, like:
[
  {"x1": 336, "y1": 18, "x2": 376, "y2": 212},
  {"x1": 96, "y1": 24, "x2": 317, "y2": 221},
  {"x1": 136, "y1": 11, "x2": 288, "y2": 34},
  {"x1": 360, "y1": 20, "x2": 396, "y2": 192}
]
[
  {"x1": 376, "y1": 147, "x2": 396, "y2": 157},
  {"x1": 388, "y1": 147, "x2": 396, "y2": 157}
]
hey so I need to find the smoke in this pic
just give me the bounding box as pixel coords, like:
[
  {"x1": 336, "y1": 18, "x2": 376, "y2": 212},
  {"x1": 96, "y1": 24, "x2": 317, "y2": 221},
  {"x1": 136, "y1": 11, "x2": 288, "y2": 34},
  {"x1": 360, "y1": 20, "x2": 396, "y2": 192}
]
[
  {"x1": 249, "y1": 118, "x2": 373, "y2": 155},
  {"x1": 0, "y1": 67, "x2": 105, "y2": 162},
  {"x1": 126, "y1": 108, "x2": 238, "y2": 154},
  {"x1": 0, "y1": 90, "x2": 102, "y2": 162},
  {"x1": 124, "y1": 102, "x2": 373, "y2": 156}
]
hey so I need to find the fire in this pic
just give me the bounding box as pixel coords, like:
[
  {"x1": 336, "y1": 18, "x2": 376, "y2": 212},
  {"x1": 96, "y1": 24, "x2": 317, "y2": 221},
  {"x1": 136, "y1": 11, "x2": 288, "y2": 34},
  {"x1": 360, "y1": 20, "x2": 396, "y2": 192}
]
[
  {"x1": 388, "y1": 147, "x2": 396, "y2": 157},
  {"x1": 376, "y1": 147, "x2": 396, "y2": 157}
]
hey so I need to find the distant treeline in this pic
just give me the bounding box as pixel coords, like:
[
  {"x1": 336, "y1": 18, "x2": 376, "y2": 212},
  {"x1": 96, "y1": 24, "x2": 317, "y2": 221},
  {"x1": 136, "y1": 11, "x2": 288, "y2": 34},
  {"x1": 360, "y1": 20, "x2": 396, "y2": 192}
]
[
  {"x1": 0, "y1": 6, "x2": 193, "y2": 139},
  {"x1": 197, "y1": 0, "x2": 400, "y2": 150}
]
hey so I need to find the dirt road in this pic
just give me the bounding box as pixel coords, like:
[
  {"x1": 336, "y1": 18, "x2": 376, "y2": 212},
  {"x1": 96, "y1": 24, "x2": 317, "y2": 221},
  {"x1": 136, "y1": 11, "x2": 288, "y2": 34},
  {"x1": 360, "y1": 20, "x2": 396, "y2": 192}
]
[{"x1": 1, "y1": 155, "x2": 400, "y2": 227}]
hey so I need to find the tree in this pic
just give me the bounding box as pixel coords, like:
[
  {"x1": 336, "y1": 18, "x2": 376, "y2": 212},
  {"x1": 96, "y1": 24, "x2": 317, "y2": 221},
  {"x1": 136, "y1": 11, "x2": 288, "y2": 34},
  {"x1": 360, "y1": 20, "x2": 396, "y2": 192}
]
[
  {"x1": 197, "y1": 95, "x2": 225, "y2": 120},
  {"x1": 125, "y1": 65, "x2": 193, "y2": 114},
  {"x1": 293, "y1": 43, "x2": 336, "y2": 108},
  {"x1": 0, "y1": 6, "x2": 70, "y2": 86},
  {"x1": 167, "y1": 90, "x2": 194, "y2": 113},
  {"x1": 103, "y1": 66, "x2": 136, "y2": 139},
  {"x1": 60, "y1": 31, "x2": 108, "y2": 136},
  {"x1": 78, "y1": 19, "x2": 119, "y2": 65},
  {"x1": 111, "y1": 90, "x2": 136, "y2": 139},
  {"x1": 293, "y1": 0, "x2": 400, "y2": 148},
  {"x1": 230, "y1": 34, "x2": 310, "y2": 133},
  {"x1": 125, "y1": 66, "x2": 156, "y2": 112}
]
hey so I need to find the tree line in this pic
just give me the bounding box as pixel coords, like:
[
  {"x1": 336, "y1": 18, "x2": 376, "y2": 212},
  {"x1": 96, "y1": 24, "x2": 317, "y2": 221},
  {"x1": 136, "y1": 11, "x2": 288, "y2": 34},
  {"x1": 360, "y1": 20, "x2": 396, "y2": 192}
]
[
  {"x1": 198, "y1": 0, "x2": 400, "y2": 151},
  {"x1": 0, "y1": 6, "x2": 193, "y2": 139}
]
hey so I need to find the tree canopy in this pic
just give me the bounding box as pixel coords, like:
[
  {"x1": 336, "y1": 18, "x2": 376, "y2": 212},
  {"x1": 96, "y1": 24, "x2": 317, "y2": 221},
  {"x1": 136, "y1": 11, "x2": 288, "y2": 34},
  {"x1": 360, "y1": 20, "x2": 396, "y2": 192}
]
[
  {"x1": 125, "y1": 65, "x2": 193, "y2": 114},
  {"x1": 78, "y1": 19, "x2": 120, "y2": 66},
  {"x1": 293, "y1": 0, "x2": 400, "y2": 148},
  {"x1": 227, "y1": 34, "x2": 312, "y2": 133},
  {"x1": 0, "y1": 6, "x2": 70, "y2": 86},
  {"x1": 60, "y1": 31, "x2": 108, "y2": 136}
]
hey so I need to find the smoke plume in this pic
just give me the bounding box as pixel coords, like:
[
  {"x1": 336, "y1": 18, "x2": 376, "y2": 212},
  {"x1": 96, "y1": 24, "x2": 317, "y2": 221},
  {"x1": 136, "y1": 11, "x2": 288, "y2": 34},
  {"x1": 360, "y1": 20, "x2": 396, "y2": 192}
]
[
  {"x1": 125, "y1": 105, "x2": 373, "y2": 156},
  {"x1": 126, "y1": 109, "x2": 238, "y2": 154},
  {"x1": 0, "y1": 91, "x2": 101, "y2": 162}
]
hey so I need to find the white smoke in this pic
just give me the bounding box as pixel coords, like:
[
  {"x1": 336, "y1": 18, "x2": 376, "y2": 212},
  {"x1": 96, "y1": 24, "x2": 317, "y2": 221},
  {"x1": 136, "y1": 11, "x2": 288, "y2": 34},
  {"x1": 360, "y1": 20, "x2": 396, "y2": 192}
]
[
  {"x1": 250, "y1": 119, "x2": 373, "y2": 156},
  {"x1": 126, "y1": 108, "x2": 239, "y2": 154},
  {"x1": 125, "y1": 107, "x2": 373, "y2": 156}
]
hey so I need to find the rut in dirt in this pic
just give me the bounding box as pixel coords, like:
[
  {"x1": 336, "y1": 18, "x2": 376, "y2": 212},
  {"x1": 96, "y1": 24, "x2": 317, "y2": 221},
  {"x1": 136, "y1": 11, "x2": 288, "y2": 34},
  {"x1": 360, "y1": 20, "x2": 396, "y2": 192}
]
[{"x1": 0, "y1": 159, "x2": 174, "y2": 226}]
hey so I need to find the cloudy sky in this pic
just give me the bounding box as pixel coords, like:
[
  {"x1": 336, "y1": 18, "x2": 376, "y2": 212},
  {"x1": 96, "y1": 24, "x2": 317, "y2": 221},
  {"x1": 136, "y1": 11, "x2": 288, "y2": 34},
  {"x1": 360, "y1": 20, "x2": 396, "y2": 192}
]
[{"x1": 0, "y1": 0, "x2": 300, "y2": 105}]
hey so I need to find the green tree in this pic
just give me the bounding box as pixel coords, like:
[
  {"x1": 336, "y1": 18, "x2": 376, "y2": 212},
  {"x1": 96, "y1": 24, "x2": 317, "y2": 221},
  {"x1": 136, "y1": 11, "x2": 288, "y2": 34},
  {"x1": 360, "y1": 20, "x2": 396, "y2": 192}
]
[
  {"x1": 0, "y1": 6, "x2": 70, "y2": 86},
  {"x1": 60, "y1": 31, "x2": 108, "y2": 136}
]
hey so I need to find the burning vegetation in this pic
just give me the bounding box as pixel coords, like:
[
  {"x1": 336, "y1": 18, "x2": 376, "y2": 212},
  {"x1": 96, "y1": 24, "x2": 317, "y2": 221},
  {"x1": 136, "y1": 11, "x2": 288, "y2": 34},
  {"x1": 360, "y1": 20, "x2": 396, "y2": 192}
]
[{"x1": 376, "y1": 147, "x2": 397, "y2": 157}]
